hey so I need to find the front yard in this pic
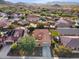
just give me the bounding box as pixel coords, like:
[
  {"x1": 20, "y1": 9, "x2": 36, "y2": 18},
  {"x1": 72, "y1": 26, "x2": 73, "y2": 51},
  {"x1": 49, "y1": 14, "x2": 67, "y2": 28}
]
[
  {"x1": 8, "y1": 47, "x2": 42, "y2": 56},
  {"x1": 7, "y1": 35, "x2": 42, "y2": 57},
  {"x1": 51, "y1": 44, "x2": 79, "y2": 58}
]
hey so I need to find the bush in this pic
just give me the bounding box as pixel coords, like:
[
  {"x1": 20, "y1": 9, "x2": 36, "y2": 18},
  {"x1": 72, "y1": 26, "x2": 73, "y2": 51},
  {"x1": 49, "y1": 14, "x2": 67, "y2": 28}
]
[
  {"x1": 54, "y1": 45, "x2": 72, "y2": 57},
  {"x1": 11, "y1": 43, "x2": 18, "y2": 51},
  {"x1": 28, "y1": 27, "x2": 35, "y2": 34},
  {"x1": 8, "y1": 24, "x2": 15, "y2": 29},
  {"x1": 50, "y1": 30, "x2": 60, "y2": 37},
  {"x1": 10, "y1": 36, "x2": 36, "y2": 56},
  {"x1": 51, "y1": 40, "x2": 57, "y2": 48},
  {"x1": 18, "y1": 36, "x2": 36, "y2": 53},
  {"x1": 37, "y1": 23, "x2": 44, "y2": 29}
]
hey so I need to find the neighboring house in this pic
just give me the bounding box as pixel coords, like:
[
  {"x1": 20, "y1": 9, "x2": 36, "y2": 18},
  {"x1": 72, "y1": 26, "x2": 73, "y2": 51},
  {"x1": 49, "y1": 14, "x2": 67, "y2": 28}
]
[
  {"x1": 0, "y1": 12, "x2": 7, "y2": 17},
  {"x1": 15, "y1": 27, "x2": 28, "y2": 37},
  {"x1": 61, "y1": 36, "x2": 79, "y2": 51},
  {"x1": 9, "y1": 18, "x2": 20, "y2": 22},
  {"x1": 0, "y1": 19, "x2": 11, "y2": 28},
  {"x1": 14, "y1": 27, "x2": 25, "y2": 38},
  {"x1": 0, "y1": 28, "x2": 24, "y2": 44},
  {"x1": 27, "y1": 14, "x2": 40, "y2": 22},
  {"x1": 57, "y1": 28, "x2": 79, "y2": 36},
  {"x1": 13, "y1": 18, "x2": 20, "y2": 22},
  {"x1": 75, "y1": 19, "x2": 79, "y2": 27},
  {"x1": 18, "y1": 20, "x2": 29, "y2": 26},
  {"x1": 13, "y1": 13, "x2": 19, "y2": 18},
  {"x1": 46, "y1": 16, "x2": 52, "y2": 21},
  {"x1": 55, "y1": 17, "x2": 73, "y2": 27},
  {"x1": 4, "y1": 36, "x2": 15, "y2": 44},
  {"x1": 32, "y1": 29, "x2": 51, "y2": 47}
]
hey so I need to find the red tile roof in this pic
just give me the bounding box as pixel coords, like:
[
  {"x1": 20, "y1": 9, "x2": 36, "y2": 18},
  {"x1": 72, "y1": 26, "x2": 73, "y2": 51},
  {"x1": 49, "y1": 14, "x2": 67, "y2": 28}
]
[{"x1": 32, "y1": 29, "x2": 51, "y2": 46}]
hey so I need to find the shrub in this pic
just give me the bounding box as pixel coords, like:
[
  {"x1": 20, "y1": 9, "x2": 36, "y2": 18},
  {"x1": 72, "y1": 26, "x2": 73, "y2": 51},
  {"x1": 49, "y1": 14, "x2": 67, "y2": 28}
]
[
  {"x1": 11, "y1": 43, "x2": 18, "y2": 51},
  {"x1": 37, "y1": 23, "x2": 44, "y2": 29},
  {"x1": 54, "y1": 45, "x2": 72, "y2": 57},
  {"x1": 18, "y1": 36, "x2": 36, "y2": 53}
]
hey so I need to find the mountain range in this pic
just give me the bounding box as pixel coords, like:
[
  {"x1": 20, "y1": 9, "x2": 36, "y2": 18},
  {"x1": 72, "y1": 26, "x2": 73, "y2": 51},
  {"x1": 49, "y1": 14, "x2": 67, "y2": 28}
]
[
  {"x1": 0, "y1": 0, "x2": 79, "y2": 6},
  {"x1": 46, "y1": 1, "x2": 79, "y2": 5}
]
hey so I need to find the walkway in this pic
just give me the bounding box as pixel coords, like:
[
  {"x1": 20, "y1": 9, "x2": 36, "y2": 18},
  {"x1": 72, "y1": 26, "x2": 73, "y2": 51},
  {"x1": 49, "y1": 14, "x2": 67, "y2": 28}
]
[{"x1": 0, "y1": 45, "x2": 11, "y2": 58}]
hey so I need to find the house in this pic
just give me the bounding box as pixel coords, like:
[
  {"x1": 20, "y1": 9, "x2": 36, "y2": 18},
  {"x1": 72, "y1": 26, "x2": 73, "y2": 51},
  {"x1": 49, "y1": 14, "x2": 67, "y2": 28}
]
[
  {"x1": 18, "y1": 20, "x2": 29, "y2": 26},
  {"x1": 27, "y1": 14, "x2": 40, "y2": 22},
  {"x1": 13, "y1": 13, "x2": 19, "y2": 18},
  {"x1": 55, "y1": 17, "x2": 73, "y2": 28},
  {"x1": 13, "y1": 18, "x2": 20, "y2": 22},
  {"x1": 14, "y1": 27, "x2": 25, "y2": 38},
  {"x1": 75, "y1": 19, "x2": 79, "y2": 27},
  {"x1": 0, "y1": 12, "x2": 7, "y2": 17},
  {"x1": 32, "y1": 29, "x2": 51, "y2": 47},
  {"x1": 46, "y1": 16, "x2": 52, "y2": 21},
  {"x1": 61, "y1": 36, "x2": 79, "y2": 51},
  {"x1": 4, "y1": 36, "x2": 15, "y2": 44},
  {"x1": 57, "y1": 28, "x2": 79, "y2": 36},
  {"x1": 0, "y1": 19, "x2": 11, "y2": 28},
  {"x1": 0, "y1": 27, "x2": 25, "y2": 44}
]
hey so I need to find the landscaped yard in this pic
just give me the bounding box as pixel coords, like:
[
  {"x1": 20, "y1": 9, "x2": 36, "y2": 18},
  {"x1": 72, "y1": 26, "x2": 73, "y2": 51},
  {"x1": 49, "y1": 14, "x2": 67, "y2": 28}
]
[
  {"x1": 8, "y1": 47, "x2": 42, "y2": 56},
  {"x1": 7, "y1": 35, "x2": 42, "y2": 56},
  {"x1": 50, "y1": 45, "x2": 79, "y2": 58}
]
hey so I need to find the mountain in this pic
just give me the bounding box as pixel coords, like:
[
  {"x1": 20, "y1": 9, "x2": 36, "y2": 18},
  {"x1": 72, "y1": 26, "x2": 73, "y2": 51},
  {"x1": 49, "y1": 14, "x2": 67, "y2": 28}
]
[
  {"x1": 46, "y1": 1, "x2": 79, "y2": 5},
  {"x1": 0, "y1": 0, "x2": 6, "y2": 4}
]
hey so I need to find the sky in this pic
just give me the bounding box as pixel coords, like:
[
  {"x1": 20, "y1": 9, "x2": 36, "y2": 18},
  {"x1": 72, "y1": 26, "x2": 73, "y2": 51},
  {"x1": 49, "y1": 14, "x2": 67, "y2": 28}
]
[{"x1": 5, "y1": 0, "x2": 79, "y2": 3}]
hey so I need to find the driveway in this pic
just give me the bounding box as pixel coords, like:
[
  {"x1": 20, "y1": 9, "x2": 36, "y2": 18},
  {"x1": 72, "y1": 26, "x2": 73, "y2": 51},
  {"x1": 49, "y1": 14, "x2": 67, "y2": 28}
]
[
  {"x1": 42, "y1": 46, "x2": 51, "y2": 57},
  {"x1": 0, "y1": 45, "x2": 11, "y2": 58}
]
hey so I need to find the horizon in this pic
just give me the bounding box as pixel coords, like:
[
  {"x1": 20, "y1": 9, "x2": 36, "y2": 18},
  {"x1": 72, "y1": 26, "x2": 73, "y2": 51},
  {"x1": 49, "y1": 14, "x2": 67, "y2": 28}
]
[{"x1": 5, "y1": 0, "x2": 79, "y2": 3}]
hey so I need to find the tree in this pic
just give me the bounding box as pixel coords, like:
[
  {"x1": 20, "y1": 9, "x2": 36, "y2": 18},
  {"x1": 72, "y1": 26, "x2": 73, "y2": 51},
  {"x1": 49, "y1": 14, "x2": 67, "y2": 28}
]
[
  {"x1": 20, "y1": 16, "x2": 25, "y2": 20},
  {"x1": 28, "y1": 27, "x2": 35, "y2": 34},
  {"x1": 50, "y1": 30, "x2": 60, "y2": 37},
  {"x1": 40, "y1": 12, "x2": 47, "y2": 16},
  {"x1": 17, "y1": 36, "x2": 36, "y2": 55},
  {"x1": 37, "y1": 23, "x2": 44, "y2": 29},
  {"x1": 8, "y1": 24, "x2": 15, "y2": 29},
  {"x1": 39, "y1": 17, "x2": 46, "y2": 21},
  {"x1": 11, "y1": 43, "x2": 18, "y2": 51}
]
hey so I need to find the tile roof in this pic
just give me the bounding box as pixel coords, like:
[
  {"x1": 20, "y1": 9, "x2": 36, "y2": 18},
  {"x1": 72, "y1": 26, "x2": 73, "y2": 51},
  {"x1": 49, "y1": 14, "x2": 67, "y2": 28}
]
[
  {"x1": 32, "y1": 29, "x2": 51, "y2": 46},
  {"x1": 61, "y1": 36, "x2": 79, "y2": 48},
  {"x1": 55, "y1": 17, "x2": 73, "y2": 27},
  {"x1": 0, "y1": 19, "x2": 10, "y2": 27},
  {"x1": 27, "y1": 14, "x2": 40, "y2": 22}
]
